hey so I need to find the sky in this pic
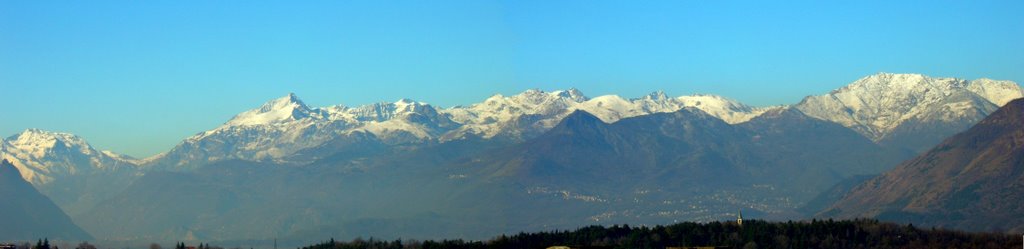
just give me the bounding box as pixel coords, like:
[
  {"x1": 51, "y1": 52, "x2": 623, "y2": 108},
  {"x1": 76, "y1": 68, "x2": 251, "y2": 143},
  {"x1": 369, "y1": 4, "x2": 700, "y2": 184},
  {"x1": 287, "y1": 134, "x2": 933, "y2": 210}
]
[{"x1": 1, "y1": 1, "x2": 1022, "y2": 158}]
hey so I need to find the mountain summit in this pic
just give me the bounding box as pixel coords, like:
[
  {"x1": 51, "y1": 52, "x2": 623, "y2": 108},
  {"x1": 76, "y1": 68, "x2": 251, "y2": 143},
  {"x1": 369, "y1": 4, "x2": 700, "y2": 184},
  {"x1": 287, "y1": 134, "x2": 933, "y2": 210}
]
[
  {"x1": 795, "y1": 73, "x2": 1022, "y2": 152},
  {"x1": 2, "y1": 129, "x2": 137, "y2": 184},
  {"x1": 226, "y1": 93, "x2": 317, "y2": 126}
]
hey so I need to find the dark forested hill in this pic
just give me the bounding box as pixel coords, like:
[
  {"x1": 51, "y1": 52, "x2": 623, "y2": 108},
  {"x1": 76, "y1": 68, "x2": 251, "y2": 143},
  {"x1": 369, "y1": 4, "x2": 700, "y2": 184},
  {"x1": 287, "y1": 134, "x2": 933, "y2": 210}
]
[{"x1": 298, "y1": 219, "x2": 1017, "y2": 249}]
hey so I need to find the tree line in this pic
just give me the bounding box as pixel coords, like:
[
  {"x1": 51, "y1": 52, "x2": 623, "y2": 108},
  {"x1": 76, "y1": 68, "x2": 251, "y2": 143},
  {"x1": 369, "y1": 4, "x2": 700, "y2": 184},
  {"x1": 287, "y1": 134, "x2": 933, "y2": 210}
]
[
  {"x1": 7, "y1": 238, "x2": 96, "y2": 249},
  {"x1": 297, "y1": 219, "x2": 1018, "y2": 249}
]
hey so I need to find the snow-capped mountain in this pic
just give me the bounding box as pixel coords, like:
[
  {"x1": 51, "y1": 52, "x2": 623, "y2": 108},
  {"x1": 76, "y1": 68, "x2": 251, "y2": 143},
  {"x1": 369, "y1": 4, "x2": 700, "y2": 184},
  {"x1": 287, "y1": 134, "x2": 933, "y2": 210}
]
[
  {"x1": 795, "y1": 73, "x2": 1023, "y2": 149},
  {"x1": 149, "y1": 93, "x2": 463, "y2": 169},
  {"x1": 152, "y1": 94, "x2": 349, "y2": 169},
  {"x1": 1, "y1": 129, "x2": 138, "y2": 185},
  {"x1": 1, "y1": 129, "x2": 142, "y2": 216},
  {"x1": 224, "y1": 92, "x2": 323, "y2": 126}
]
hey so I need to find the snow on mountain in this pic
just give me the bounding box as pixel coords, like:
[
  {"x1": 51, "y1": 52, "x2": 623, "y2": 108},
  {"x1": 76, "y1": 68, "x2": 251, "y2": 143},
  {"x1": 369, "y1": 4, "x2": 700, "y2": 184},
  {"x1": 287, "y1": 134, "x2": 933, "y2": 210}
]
[
  {"x1": 151, "y1": 94, "x2": 461, "y2": 169},
  {"x1": 967, "y1": 78, "x2": 1024, "y2": 106},
  {"x1": 795, "y1": 73, "x2": 1022, "y2": 141},
  {"x1": 156, "y1": 105, "x2": 347, "y2": 168},
  {"x1": 0, "y1": 129, "x2": 138, "y2": 185},
  {"x1": 441, "y1": 88, "x2": 591, "y2": 140},
  {"x1": 585, "y1": 91, "x2": 776, "y2": 124},
  {"x1": 574, "y1": 91, "x2": 777, "y2": 124},
  {"x1": 224, "y1": 93, "x2": 322, "y2": 126},
  {"x1": 347, "y1": 99, "x2": 459, "y2": 141},
  {"x1": 675, "y1": 94, "x2": 778, "y2": 124},
  {"x1": 439, "y1": 88, "x2": 773, "y2": 141}
]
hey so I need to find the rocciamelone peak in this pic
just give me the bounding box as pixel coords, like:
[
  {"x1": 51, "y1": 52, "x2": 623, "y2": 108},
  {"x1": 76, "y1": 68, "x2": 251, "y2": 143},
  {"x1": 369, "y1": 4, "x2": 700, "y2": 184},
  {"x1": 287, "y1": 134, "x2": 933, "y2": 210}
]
[{"x1": 226, "y1": 93, "x2": 316, "y2": 126}]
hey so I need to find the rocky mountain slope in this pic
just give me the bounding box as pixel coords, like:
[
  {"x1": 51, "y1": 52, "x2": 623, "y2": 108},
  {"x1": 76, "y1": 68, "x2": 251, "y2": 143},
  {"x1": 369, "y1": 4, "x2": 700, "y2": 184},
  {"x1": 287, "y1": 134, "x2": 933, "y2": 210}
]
[
  {"x1": 821, "y1": 98, "x2": 1024, "y2": 232},
  {"x1": 0, "y1": 159, "x2": 93, "y2": 241}
]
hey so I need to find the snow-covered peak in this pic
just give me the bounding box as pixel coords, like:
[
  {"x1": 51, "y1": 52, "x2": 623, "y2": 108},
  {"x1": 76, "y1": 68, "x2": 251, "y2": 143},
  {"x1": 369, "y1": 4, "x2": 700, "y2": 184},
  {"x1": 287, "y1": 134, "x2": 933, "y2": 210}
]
[
  {"x1": 675, "y1": 94, "x2": 767, "y2": 123},
  {"x1": 348, "y1": 99, "x2": 440, "y2": 122},
  {"x1": 551, "y1": 88, "x2": 589, "y2": 102},
  {"x1": 841, "y1": 73, "x2": 935, "y2": 91},
  {"x1": 448, "y1": 89, "x2": 591, "y2": 123},
  {"x1": 506, "y1": 88, "x2": 590, "y2": 106},
  {"x1": 2, "y1": 129, "x2": 139, "y2": 184},
  {"x1": 640, "y1": 91, "x2": 669, "y2": 101},
  {"x1": 225, "y1": 93, "x2": 315, "y2": 126},
  {"x1": 5, "y1": 129, "x2": 93, "y2": 158},
  {"x1": 795, "y1": 73, "x2": 1018, "y2": 141},
  {"x1": 392, "y1": 98, "x2": 431, "y2": 112},
  {"x1": 575, "y1": 92, "x2": 769, "y2": 124},
  {"x1": 967, "y1": 78, "x2": 1024, "y2": 106},
  {"x1": 676, "y1": 94, "x2": 753, "y2": 111}
]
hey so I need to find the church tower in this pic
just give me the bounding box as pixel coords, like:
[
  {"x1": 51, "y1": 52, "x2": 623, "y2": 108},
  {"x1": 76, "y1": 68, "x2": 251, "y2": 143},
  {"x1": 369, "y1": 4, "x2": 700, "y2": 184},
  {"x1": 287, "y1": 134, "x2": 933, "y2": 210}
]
[{"x1": 737, "y1": 209, "x2": 743, "y2": 226}]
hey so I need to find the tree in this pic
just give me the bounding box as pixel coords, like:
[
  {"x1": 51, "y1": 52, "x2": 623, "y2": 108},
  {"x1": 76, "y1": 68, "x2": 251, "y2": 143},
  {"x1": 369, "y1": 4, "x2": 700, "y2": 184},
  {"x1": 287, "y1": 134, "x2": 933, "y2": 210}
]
[
  {"x1": 150, "y1": 243, "x2": 162, "y2": 249},
  {"x1": 743, "y1": 241, "x2": 757, "y2": 249},
  {"x1": 74, "y1": 242, "x2": 96, "y2": 249}
]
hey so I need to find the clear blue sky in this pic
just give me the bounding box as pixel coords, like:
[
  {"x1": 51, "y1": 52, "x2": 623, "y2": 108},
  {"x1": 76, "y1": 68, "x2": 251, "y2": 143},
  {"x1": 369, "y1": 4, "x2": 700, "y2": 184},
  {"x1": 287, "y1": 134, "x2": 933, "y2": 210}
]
[{"x1": 2, "y1": 1, "x2": 1022, "y2": 158}]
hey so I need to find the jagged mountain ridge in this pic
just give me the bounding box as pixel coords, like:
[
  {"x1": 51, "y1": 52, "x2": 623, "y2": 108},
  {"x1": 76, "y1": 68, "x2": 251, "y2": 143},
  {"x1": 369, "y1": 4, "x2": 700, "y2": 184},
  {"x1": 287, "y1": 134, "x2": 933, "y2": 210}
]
[
  {"x1": 147, "y1": 88, "x2": 775, "y2": 170},
  {"x1": 821, "y1": 98, "x2": 1024, "y2": 232}
]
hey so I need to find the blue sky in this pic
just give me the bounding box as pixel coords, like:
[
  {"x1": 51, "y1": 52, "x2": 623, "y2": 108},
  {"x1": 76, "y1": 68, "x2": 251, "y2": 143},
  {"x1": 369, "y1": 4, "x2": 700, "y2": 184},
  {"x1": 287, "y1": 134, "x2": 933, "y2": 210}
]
[{"x1": 2, "y1": 1, "x2": 1022, "y2": 158}]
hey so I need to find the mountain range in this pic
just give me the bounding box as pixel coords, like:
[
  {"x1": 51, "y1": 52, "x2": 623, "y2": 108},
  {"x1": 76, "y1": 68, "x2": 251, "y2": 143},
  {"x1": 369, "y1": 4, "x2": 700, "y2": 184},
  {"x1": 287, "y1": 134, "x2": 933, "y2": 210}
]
[{"x1": 2, "y1": 72, "x2": 1022, "y2": 244}]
